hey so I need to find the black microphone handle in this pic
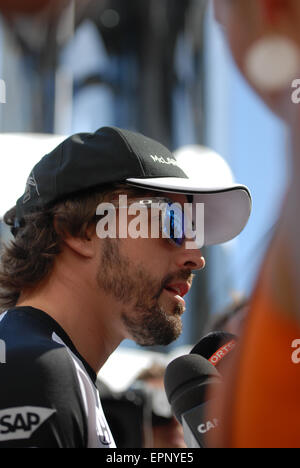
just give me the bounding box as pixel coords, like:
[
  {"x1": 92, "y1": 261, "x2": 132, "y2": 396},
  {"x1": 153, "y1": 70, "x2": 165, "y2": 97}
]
[{"x1": 170, "y1": 375, "x2": 221, "y2": 423}]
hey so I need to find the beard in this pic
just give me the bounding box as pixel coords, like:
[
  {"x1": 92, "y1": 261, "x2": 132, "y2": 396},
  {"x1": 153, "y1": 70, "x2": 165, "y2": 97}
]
[{"x1": 97, "y1": 239, "x2": 193, "y2": 347}]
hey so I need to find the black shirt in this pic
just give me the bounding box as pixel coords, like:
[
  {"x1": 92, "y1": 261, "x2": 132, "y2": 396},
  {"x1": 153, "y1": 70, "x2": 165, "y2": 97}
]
[{"x1": 0, "y1": 307, "x2": 115, "y2": 448}]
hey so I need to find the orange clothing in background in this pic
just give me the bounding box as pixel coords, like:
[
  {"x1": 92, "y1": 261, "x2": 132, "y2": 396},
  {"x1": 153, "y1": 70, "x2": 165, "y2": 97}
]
[
  {"x1": 208, "y1": 225, "x2": 300, "y2": 448},
  {"x1": 230, "y1": 294, "x2": 300, "y2": 448}
]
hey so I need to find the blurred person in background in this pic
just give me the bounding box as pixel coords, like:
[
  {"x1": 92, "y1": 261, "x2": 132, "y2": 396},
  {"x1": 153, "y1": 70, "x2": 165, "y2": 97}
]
[
  {"x1": 208, "y1": 0, "x2": 300, "y2": 448},
  {"x1": 97, "y1": 362, "x2": 187, "y2": 449},
  {"x1": 205, "y1": 296, "x2": 249, "y2": 336},
  {"x1": 134, "y1": 363, "x2": 186, "y2": 449}
]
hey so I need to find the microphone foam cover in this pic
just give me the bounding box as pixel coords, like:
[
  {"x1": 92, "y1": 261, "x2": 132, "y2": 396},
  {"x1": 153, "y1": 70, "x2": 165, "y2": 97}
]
[
  {"x1": 164, "y1": 354, "x2": 221, "y2": 422},
  {"x1": 190, "y1": 331, "x2": 237, "y2": 363}
]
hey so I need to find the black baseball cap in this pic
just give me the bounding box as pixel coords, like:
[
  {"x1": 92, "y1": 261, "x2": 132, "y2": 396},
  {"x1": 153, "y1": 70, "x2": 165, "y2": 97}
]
[{"x1": 15, "y1": 126, "x2": 252, "y2": 246}]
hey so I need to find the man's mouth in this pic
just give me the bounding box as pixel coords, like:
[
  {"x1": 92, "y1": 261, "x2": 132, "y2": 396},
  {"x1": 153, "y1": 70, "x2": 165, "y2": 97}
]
[
  {"x1": 163, "y1": 282, "x2": 191, "y2": 307},
  {"x1": 164, "y1": 283, "x2": 190, "y2": 298}
]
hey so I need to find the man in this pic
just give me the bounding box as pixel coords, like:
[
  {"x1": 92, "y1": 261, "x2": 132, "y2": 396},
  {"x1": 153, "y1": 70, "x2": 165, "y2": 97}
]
[{"x1": 0, "y1": 126, "x2": 251, "y2": 448}]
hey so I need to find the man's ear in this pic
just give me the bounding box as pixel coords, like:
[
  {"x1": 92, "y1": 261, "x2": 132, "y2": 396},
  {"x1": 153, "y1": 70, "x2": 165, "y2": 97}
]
[
  {"x1": 54, "y1": 217, "x2": 97, "y2": 259},
  {"x1": 63, "y1": 234, "x2": 96, "y2": 259}
]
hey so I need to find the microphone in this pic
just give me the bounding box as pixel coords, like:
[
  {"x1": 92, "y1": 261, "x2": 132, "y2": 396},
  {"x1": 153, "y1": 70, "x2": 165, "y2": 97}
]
[
  {"x1": 164, "y1": 354, "x2": 221, "y2": 448},
  {"x1": 164, "y1": 332, "x2": 238, "y2": 448},
  {"x1": 190, "y1": 331, "x2": 237, "y2": 369}
]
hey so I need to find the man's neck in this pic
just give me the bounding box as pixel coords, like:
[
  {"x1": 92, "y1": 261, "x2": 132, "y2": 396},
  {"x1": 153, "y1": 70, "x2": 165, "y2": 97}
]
[{"x1": 17, "y1": 274, "x2": 123, "y2": 373}]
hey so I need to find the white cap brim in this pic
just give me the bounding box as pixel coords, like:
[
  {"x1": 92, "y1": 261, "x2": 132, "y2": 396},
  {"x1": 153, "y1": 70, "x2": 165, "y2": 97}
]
[{"x1": 126, "y1": 177, "x2": 251, "y2": 246}]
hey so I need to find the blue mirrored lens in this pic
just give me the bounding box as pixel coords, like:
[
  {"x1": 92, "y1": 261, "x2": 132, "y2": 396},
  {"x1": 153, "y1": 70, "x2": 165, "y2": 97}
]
[{"x1": 163, "y1": 203, "x2": 185, "y2": 246}]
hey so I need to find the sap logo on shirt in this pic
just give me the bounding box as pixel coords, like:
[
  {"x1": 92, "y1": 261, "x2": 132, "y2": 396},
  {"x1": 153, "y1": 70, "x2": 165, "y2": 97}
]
[{"x1": 0, "y1": 406, "x2": 56, "y2": 441}]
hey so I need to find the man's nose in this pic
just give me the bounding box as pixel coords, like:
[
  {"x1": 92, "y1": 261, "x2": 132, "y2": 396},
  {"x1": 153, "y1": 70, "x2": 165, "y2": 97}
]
[{"x1": 174, "y1": 241, "x2": 206, "y2": 271}]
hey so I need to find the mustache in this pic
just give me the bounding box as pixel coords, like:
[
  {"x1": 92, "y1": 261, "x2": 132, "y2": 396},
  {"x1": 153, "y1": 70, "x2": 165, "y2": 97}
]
[{"x1": 153, "y1": 270, "x2": 195, "y2": 300}]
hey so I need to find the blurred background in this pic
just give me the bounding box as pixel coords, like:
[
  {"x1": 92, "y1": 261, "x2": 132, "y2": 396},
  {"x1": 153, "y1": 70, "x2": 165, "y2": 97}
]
[{"x1": 0, "y1": 0, "x2": 289, "y2": 446}]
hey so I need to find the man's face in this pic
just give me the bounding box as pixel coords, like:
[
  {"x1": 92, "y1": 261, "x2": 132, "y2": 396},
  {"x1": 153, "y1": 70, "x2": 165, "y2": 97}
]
[{"x1": 96, "y1": 193, "x2": 205, "y2": 347}]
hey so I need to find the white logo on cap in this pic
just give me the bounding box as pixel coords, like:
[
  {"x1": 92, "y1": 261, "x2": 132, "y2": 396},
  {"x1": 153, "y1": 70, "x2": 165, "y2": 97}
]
[{"x1": 150, "y1": 154, "x2": 179, "y2": 167}]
